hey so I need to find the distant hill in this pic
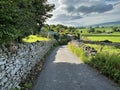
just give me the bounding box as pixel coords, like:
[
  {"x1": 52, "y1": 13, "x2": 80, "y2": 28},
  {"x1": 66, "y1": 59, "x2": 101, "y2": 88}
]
[{"x1": 91, "y1": 21, "x2": 120, "y2": 27}]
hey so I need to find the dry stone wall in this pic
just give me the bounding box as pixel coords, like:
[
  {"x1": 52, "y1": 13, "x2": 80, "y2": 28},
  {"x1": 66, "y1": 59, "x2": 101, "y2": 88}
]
[
  {"x1": 70, "y1": 40, "x2": 97, "y2": 56},
  {"x1": 0, "y1": 40, "x2": 55, "y2": 90}
]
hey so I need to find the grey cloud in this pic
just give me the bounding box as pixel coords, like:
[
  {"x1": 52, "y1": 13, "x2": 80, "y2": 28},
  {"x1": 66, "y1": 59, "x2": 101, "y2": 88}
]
[
  {"x1": 59, "y1": 0, "x2": 114, "y2": 14},
  {"x1": 52, "y1": 14, "x2": 82, "y2": 21},
  {"x1": 47, "y1": 0, "x2": 120, "y2": 26},
  {"x1": 59, "y1": 0, "x2": 87, "y2": 5},
  {"x1": 105, "y1": 0, "x2": 119, "y2": 1},
  {"x1": 65, "y1": 5, "x2": 75, "y2": 13},
  {"x1": 71, "y1": 15, "x2": 81, "y2": 19},
  {"x1": 77, "y1": 4, "x2": 113, "y2": 14}
]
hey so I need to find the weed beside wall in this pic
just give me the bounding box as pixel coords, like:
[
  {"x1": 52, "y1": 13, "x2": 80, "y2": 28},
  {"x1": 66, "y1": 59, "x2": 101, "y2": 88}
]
[{"x1": 68, "y1": 43, "x2": 89, "y2": 62}]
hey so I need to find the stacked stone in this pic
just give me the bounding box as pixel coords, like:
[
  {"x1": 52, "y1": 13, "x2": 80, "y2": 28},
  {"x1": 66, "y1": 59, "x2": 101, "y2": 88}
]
[{"x1": 0, "y1": 40, "x2": 55, "y2": 90}]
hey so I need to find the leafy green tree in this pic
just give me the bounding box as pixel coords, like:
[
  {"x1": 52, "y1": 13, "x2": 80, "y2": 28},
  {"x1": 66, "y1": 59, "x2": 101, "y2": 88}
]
[
  {"x1": 0, "y1": 0, "x2": 20, "y2": 44},
  {"x1": 32, "y1": 0, "x2": 55, "y2": 32},
  {"x1": 0, "y1": 0, "x2": 54, "y2": 44}
]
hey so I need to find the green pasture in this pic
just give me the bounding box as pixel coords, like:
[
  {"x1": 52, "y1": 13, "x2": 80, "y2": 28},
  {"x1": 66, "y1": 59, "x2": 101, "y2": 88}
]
[
  {"x1": 85, "y1": 44, "x2": 120, "y2": 54},
  {"x1": 82, "y1": 34, "x2": 120, "y2": 42},
  {"x1": 95, "y1": 27, "x2": 112, "y2": 31},
  {"x1": 77, "y1": 28, "x2": 89, "y2": 34}
]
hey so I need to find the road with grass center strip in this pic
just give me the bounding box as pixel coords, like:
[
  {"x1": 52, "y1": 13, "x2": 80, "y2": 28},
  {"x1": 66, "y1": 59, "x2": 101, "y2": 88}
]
[{"x1": 33, "y1": 45, "x2": 120, "y2": 90}]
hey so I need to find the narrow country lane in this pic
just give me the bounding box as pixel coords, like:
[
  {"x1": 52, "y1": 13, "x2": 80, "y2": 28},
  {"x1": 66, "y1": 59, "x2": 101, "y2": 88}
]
[{"x1": 33, "y1": 46, "x2": 120, "y2": 90}]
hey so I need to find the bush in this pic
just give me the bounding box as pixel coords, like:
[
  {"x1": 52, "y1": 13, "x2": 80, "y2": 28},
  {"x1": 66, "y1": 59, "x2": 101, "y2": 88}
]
[
  {"x1": 101, "y1": 40, "x2": 112, "y2": 43},
  {"x1": 96, "y1": 30, "x2": 102, "y2": 33},
  {"x1": 58, "y1": 34, "x2": 70, "y2": 45},
  {"x1": 89, "y1": 53, "x2": 120, "y2": 84}
]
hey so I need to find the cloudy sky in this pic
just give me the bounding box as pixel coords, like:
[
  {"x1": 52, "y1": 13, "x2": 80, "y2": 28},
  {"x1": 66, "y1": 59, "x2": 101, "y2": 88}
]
[{"x1": 46, "y1": 0, "x2": 120, "y2": 26}]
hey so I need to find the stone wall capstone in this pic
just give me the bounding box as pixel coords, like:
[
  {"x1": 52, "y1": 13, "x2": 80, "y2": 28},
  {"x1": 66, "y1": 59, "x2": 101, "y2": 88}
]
[{"x1": 0, "y1": 40, "x2": 55, "y2": 90}]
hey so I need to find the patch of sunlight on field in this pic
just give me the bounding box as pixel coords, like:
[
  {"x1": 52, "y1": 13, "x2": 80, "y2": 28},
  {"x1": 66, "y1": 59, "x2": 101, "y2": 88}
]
[
  {"x1": 86, "y1": 36, "x2": 120, "y2": 42},
  {"x1": 22, "y1": 35, "x2": 50, "y2": 43}
]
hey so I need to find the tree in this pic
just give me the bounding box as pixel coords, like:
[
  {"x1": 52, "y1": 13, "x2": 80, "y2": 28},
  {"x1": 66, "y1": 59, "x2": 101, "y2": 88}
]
[
  {"x1": 96, "y1": 30, "x2": 102, "y2": 33},
  {"x1": 32, "y1": 0, "x2": 55, "y2": 32},
  {"x1": 88, "y1": 27, "x2": 95, "y2": 33},
  {"x1": 0, "y1": 0, "x2": 20, "y2": 44},
  {"x1": 0, "y1": 0, "x2": 55, "y2": 44},
  {"x1": 112, "y1": 27, "x2": 117, "y2": 32}
]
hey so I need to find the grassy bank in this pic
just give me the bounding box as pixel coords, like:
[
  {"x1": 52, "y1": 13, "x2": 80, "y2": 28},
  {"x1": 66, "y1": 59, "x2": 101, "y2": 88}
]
[
  {"x1": 68, "y1": 43, "x2": 120, "y2": 85},
  {"x1": 68, "y1": 43, "x2": 89, "y2": 62}
]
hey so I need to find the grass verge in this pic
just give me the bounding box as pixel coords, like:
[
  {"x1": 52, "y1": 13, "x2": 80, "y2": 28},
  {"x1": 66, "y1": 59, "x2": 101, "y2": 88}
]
[{"x1": 68, "y1": 43, "x2": 120, "y2": 85}]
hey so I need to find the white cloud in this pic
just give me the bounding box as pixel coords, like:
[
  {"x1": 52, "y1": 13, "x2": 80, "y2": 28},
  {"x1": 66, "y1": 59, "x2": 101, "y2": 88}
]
[{"x1": 47, "y1": 0, "x2": 120, "y2": 26}]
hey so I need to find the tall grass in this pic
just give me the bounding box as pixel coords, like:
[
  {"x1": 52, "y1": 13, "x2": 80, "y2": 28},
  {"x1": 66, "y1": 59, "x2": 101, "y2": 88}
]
[
  {"x1": 89, "y1": 53, "x2": 120, "y2": 84},
  {"x1": 68, "y1": 43, "x2": 120, "y2": 85},
  {"x1": 68, "y1": 43, "x2": 89, "y2": 62}
]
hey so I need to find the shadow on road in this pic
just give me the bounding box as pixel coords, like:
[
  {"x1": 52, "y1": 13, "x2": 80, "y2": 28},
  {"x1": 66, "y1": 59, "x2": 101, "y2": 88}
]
[{"x1": 33, "y1": 46, "x2": 120, "y2": 90}]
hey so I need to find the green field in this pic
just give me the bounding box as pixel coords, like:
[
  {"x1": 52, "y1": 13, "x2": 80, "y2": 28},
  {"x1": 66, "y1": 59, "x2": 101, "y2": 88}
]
[
  {"x1": 82, "y1": 34, "x2": 120, "y2": 42},
  {"x1": 85, "y1": 44, "x2": 120, "y2": 54},
  {"x1": 22, "y1": 35, "x2": 50, "y2": 43},
  {"x1": 95, "y1": 27, "x2": 113, "y2": 31}
]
